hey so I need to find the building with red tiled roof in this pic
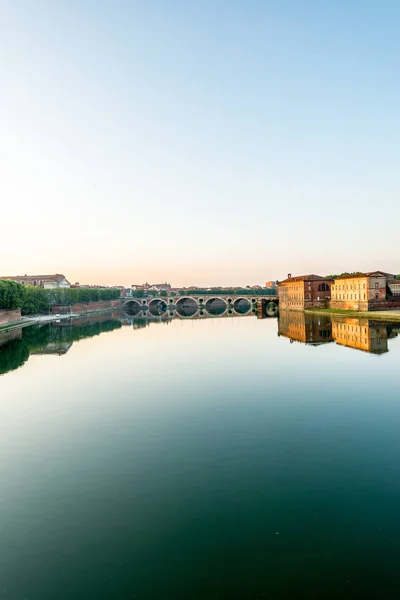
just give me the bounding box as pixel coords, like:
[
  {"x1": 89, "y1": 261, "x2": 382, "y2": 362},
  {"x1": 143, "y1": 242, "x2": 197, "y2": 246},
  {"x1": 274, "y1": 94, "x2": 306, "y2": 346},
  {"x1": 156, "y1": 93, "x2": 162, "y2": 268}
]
[
  {"x1": 0, "y1": 274, "x2": 71, "y2": 289},
  {"x1": 278, "y1": 274, "x2": 333, "y2": 310},
  {"x1": 330, "y1": 271, "x2": 388, "y2": 311}
]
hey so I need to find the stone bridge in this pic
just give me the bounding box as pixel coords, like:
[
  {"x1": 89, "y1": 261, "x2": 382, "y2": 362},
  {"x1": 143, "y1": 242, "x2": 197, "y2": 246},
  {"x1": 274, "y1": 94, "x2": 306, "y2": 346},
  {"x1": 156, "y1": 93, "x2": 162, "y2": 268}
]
[{"x1": 122, "y1": 295, "x2": 278, "y2": 318}]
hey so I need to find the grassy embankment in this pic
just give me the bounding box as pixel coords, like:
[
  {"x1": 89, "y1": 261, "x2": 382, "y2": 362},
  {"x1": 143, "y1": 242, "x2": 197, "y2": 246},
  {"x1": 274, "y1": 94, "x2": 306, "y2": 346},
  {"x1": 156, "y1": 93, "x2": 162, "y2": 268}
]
[{"x1": 305, "y1": 308, "x2": 400, "y2": 321}]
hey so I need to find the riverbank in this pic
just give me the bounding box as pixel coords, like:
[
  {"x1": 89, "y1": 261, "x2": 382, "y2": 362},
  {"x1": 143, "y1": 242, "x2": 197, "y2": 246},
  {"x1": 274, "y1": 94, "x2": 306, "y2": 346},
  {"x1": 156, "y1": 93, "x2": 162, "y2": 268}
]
[
  {"x1": 0, "y1": 313, "x2": 77, "y2": 333},
  {"x1": 0, "y1": 307, "x2": 122, "y2": 333},
  {"x1": 305, "y1": 308, "x2": 400, "y2": 321}
]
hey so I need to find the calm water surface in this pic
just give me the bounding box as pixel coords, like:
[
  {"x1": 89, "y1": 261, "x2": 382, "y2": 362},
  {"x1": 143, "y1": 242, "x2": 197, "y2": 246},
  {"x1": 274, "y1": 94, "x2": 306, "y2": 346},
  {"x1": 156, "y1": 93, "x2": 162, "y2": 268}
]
[{"x1": 1, "y1": 312, "x2": 400, "y2": 599}]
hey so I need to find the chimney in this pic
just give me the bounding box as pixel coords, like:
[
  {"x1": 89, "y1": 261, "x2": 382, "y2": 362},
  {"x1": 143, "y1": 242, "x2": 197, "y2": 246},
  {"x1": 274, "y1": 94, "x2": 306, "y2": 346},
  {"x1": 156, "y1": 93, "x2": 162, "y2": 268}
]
[{"x1": 288, "y1": 273, "x2": 292, "y2": 279}]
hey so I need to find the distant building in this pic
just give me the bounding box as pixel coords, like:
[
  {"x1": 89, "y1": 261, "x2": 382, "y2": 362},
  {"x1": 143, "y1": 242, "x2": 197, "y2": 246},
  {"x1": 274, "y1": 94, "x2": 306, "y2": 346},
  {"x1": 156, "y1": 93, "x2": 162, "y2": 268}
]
[
  {"x1": 388, "y1": 279, "x2": 400, "y2": 296},
  {"x1": 131, "y1": 284, "x2": 147, "y2": 291},
  {"x1": 330, "y1": 272, "x2": 388, "y2": 311},
  {"x1": 131, "y1": 283, "x2": 172, "y2": 292},
  {"x1": 265, "y1": 281, "x2": 277, "y2": 289},
  {"x1": 277, "y1": 274, "x2": 333, "y2": 310},
  {"x1": 0, "y1": 274, "x2": 70, "y2": 289}
]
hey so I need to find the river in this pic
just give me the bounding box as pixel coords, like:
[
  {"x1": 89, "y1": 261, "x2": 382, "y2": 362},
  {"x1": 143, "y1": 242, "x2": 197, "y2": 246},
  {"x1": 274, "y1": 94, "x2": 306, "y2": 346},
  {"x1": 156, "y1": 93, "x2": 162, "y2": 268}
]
[{"x1": 1, "y1": 311, "x2": 400, "y2": 599}]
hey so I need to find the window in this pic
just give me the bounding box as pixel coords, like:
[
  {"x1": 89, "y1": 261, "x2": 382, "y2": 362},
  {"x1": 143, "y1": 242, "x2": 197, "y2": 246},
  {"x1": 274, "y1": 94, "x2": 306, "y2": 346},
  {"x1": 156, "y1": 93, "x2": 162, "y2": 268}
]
[{"x1": 318, "y1": 283, "x2": 330, "y2": 292}]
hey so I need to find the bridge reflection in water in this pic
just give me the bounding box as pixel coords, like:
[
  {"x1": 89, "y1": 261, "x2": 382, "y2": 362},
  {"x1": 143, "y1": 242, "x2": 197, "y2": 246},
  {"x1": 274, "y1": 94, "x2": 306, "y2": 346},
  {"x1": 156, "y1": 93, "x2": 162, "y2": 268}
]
[
  {"x1": 0, "y1": 307, "x2": 278, "y2": 377},
  {"x1": 278, "y1": 310, "x2": 400, "y2": 355}
]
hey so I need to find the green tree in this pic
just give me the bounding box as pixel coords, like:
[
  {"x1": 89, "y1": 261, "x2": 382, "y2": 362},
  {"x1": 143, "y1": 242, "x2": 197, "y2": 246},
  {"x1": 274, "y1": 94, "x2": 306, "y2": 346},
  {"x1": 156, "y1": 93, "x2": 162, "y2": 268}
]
[
  {"x1": 20, "y1": 286, "x2": 50, "y2": 315},
  {"x1": 0, "y1": 280, "x2": 25, "y2": 310}
]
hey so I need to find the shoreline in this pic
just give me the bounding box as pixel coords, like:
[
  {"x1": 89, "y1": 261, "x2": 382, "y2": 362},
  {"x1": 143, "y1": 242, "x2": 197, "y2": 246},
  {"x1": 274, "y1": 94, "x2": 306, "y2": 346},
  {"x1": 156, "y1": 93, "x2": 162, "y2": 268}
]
[
  {"x1": 304, "y1": 308, "x2": 400, "y2": 322},
  {"x1": 0, "y1": 308, "x2": 120, "y2": 334}
]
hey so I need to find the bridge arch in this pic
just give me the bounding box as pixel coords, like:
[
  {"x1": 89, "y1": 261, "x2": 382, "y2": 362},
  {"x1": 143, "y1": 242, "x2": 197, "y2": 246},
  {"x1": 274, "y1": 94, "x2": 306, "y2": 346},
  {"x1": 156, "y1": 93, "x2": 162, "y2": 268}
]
[
  {"x1": 266, "y1": 301, "x2": 278, "y2": 317},
  {"x1": 123, "y1": 299, "x2": 143, "y2": 316},
  {"x1": 175, "y1": 296, "x2": 198, "y2": 318},
  {"x1": 232, "y1": 297, "x2": 251, "y2": 315},
  {"x1": 148, "y1": 298, "x2": 167, "y2": 316},
  {"x1": 204, "y1": 297, "x2": 227, "y2": 316}
]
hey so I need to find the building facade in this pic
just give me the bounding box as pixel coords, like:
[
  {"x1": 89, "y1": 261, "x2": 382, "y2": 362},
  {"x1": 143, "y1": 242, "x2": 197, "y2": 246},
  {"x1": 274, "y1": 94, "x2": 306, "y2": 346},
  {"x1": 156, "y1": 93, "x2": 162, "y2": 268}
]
[
  {"x1": 277, "y1": 274, "x2": 333, "y2": 310},
  {"x1": 330, "y1": 272, "x2": 387, "y2": 311},
  {"x1": 0, "y1": 274, "x2": 71, "y2": 289},
  {"x1": 388, "y1": 279, "x2": 400, "y2": 296}
]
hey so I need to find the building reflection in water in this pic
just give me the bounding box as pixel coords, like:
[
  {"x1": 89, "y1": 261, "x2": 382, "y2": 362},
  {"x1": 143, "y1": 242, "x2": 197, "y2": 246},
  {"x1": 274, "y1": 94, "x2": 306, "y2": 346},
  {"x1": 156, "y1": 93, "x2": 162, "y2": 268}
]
[
  {"x1": 3, "y1": 306, "x2": 397, "y2": 379},
  {"x1": 278, "y1": 311, "x2": 333, "y2": 346},
  {"x1": 332, "y1": 318, "x2": 388, "y2": 354},
  {"x1": 278, "y1": 310, "x2": 399, "y2": 354}
]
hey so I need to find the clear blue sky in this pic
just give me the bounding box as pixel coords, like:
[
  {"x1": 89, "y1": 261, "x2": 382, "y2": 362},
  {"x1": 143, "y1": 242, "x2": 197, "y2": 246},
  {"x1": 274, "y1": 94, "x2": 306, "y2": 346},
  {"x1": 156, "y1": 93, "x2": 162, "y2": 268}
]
[{"x1": 1, "y1": 1, "x2": 399, "y2": 286}]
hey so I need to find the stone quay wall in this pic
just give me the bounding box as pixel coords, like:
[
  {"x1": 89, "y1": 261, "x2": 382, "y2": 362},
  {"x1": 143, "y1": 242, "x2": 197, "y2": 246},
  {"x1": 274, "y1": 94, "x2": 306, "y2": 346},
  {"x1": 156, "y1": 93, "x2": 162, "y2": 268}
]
[
  {"x1": 50, "y1": 300, "x2": 120, "y2": 315},
  {"x1": 0, "y1": 309, "x2": 21, "y2": 326},
  {"x1": 329, "y1": 299, "x2": 400, "y2": 311},
  {"x1": 367, "y1": 299, "x2": 400, "y2": 311}
]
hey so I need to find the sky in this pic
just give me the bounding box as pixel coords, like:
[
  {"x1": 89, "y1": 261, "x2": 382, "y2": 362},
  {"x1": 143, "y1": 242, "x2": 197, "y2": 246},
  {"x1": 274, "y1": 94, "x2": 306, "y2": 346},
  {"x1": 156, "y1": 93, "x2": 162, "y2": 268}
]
[{"x1": 0, "y1": 1, "x2": 399, "y2": 287}]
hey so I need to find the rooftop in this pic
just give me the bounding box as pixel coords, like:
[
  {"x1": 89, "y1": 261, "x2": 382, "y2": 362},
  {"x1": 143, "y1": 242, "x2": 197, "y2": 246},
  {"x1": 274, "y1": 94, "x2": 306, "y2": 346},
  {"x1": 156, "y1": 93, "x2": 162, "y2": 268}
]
[
  {"x1": 278, "y1": 274, "x2": 333, "y2": 284},
  {"x1": 0, "y1": 274, "x2": 67, "y2": 282},
  {"x1": 333, "y1": 271, "x2": 389, "y2": 281}
]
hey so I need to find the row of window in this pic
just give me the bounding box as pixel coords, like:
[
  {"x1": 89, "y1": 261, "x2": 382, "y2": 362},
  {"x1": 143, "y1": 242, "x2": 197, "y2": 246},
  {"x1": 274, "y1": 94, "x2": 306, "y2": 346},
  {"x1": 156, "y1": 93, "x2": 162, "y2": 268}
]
[
  {"x1": 18, "y1": 280, "x2": 44, "y2": 286},
  {"x1": 333, "y1": 282, "x2": 367, "y2": 291},
  {"x1": 332, "y1": 293, "x2": 367, "y2": 301},
  {"x1": 334, "y1": 324, "x2": 368, "y2": 333}
]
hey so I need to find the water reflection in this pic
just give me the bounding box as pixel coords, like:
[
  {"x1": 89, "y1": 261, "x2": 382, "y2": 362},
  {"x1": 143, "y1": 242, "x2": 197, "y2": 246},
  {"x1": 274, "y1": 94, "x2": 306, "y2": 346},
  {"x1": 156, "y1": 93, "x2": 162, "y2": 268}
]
[
  {"x1": 278, "y1": 310, "x2": 399, "y2": 354},
  {"x1": 0, "y1": 312, "x2": 122, "y2": 376},
  {"x1": 2, "y1": 308, "x2": 399, "y2": 378},
  {"x1": 332, "y1": 317, "x2": 389, "y2": 354},
  {"x1": 2, "y1": 306, "x2": 400, "y2": 599},
  {"x1": 0, "y1": 307, "x2": 262, "y2": 377},
  {"x1": 278, "y1": 311, "x2": 333, "y2": 346}
]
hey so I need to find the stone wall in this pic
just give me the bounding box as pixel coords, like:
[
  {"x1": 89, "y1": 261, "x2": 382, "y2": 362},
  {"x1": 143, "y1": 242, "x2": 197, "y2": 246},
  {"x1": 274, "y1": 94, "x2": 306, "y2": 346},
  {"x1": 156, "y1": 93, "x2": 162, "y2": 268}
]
[
  {"x1": 368, "y1": 299, "x2": 400, "y2": 311},
  {"x1": 51, "y1": 300, "x2": 120, "y2": 315},
  {"x1": 0, "y1": 309, "x2": 21, "y2": 326},
  {"x1": 305, "y1": 280, "x2": 332, "y2": 307},
  {"x1": 329, "y1": 299, "x2": 400, "y2": 311},
  {"x1": 330, "y1": 300, "x2": 369, "y2": 311},
  {"x1": 304, "y1": 298, "x2": 329, "y2": 309},
  {"x1": 52, "y1": 310, "x2": 120, "y2": 327}
]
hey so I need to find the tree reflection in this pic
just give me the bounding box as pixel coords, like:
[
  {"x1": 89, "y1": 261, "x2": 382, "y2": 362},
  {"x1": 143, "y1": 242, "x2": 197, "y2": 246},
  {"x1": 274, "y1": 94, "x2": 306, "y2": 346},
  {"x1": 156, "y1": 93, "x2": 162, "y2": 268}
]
[{"x1": 0, "y1": 319, "x2": 122, "y2": 377}]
